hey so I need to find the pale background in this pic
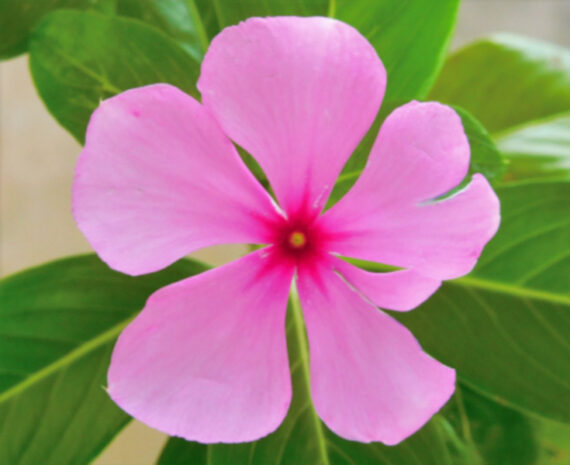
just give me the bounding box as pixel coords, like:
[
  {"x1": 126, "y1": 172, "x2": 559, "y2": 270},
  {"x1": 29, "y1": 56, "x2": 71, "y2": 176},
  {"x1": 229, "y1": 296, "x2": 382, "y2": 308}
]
[{"x1": 1, "y1": 1, "x2": 568, "y2": 464}]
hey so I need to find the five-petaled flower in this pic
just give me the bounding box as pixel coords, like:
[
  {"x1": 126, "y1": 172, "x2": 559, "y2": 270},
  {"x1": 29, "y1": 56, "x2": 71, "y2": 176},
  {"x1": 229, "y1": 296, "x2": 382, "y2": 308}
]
[{"x1": 73, "y1": 17, "x2": 500, "y2": 445}]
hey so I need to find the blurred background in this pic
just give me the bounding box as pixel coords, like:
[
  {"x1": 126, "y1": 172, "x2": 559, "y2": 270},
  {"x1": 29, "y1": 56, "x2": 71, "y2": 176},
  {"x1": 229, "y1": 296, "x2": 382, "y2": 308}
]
[{"x1": 1, "y1": 0, "x2": 568, "y2": 463}]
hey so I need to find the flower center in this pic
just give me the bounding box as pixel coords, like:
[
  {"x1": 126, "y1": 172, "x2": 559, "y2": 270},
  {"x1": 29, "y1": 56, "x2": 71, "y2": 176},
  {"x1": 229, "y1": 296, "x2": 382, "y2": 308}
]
[
  {"x1": 273, "y1": 215, "x2": 326, "y2": 264},
  {"x1": 288, "y1": 230, "x2": 307, "y2": 249}
]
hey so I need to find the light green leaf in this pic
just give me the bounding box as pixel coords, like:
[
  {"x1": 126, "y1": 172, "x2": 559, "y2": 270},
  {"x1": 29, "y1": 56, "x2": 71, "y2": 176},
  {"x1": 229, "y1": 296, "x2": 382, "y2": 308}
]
[
  {"x1": 0, "y1": 255, "x2": 207, "y2": 465},
  {"x1": 395, "y1": 180, "x2": 570, "y2": 422},
  {"x1": 115, "y1": 0, "x2": 209, "y2": 60},
  {"x1": 495, "y1": 112, "x2": 570, "y2": 182},
  {"x1": 157, "y1": 294, "x2": 457, "y2": 465},
  {"x1": 28, "y1": 10, "x2": 200, "y2": 143},
  {"x1": 429, "y1": 34, "x2": 570, "y2": 133},
  {"x1": 334, "y1": 0, "x2": 459, "y2": 100},
  {"x1": 534, "y1": 418, "x2": 570, "y2": 465},
  {"x1": 0, "y1": 0, "x2": 111, "y2": 59}
]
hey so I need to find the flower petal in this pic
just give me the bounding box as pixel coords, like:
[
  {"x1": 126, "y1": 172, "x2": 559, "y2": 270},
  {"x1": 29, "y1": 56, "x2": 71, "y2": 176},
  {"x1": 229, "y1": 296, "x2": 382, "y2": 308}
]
[
  {"x1": 199, "y1": 17, "x2": 386, "y2": 217},
  {"x1": 321, "y1": 102, "x2": 500, "y2": 280},
  {"x1": 297, "y1": 261, "x2": 455, "y2": 445},
  {"x1": 324, "y1": 174, "x2": 500, "y2": 279},
  {"x1": 73, "y1": 84, "x2": 280, "y2": 276},
  {"x1": 333, "y1": 258, "x2": 441, "y2": 311},
  {"x1": 107, "y1": 250, "x2": 294, "y2": 443}
]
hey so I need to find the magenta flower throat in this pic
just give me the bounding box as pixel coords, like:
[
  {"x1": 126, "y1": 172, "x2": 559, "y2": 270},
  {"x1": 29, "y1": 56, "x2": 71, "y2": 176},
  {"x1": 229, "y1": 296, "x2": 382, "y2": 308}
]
[{"x1": 73, "y1": 17, "x2": 500, "y2": 445}]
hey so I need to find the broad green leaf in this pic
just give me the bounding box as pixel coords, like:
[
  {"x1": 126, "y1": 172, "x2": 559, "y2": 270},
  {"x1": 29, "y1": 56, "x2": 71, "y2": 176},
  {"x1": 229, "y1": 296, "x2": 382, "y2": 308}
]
[
  {"x1": 158, "y1": 294, "x2": 457, "y2": 465},
  {"x1": 0, "y1": 0, "x2": 110, "y2": 59},
  {"x1": 395, "y1": 180, "x2": 570, "y2": 422},
  {"x1": 334, "y1": 0, "x2": 459, "y2": 100},
  {"x1": 496, "y1": 112, "x2": 570, "y2": 182},
  {"x1": 441, "y1": 385, "x2": 538, "y2": 465},
  {"x1": 429, "y1": 34, "x2": 570, "y2": 133},
  {"x1": 0, "y1": 255, "x2": 207, "y2": 465},
  {"x1": 115, "y1": 0, "x2": 209, "y2": 60},
  {"x1": 328, "y1": 104, "x2": 505, "y2": 206},
  {"x1": 28, "y1": 10, "x2": 200, "y2": 143}
]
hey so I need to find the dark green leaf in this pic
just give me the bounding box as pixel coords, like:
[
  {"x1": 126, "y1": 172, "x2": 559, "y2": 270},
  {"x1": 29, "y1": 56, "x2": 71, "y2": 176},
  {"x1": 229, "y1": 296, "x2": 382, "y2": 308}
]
[
  {"x1": 442, "y1": 385, "x2": 538, "y2": 465},
  {"x1": 429, "y1": 34, "x2": 570, "y2": 133},
  {"x1": 192, "y1": 0, "x2": 221, "y2": 41},
  {"x1": 395, "y1": 180, "x2": 570, "y2": 422},
  {"x1": 158, "y1": 296, "x2": 457, "y2": 465},
  {"x1": 496, "y1": 112, "x2": 570, "y2": 183},
  {"x1": 454, "y1": 107, "x2": 506, "y2": 183},
  {"x1": 28, "y1": 10, "x2": 201, "y2": 143},
  {"x1": 334, "y1": 0, "x2": 460, "y2": 100},
  {"x1": 0, "y1": 0, "x2": 106, "y2": 59},
  {"x1": 115, "y1": 0, "x2": 209, "y2": 60},
  {"x1": 0, "y1": 254, "x2": 207, "y2": 465}
]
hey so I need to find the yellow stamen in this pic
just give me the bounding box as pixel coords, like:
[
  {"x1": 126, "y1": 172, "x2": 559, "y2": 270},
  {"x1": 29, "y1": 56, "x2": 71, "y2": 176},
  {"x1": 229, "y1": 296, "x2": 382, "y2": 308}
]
[{"x1": 289, "y1": 231, "x2": 307, "y2": 249}]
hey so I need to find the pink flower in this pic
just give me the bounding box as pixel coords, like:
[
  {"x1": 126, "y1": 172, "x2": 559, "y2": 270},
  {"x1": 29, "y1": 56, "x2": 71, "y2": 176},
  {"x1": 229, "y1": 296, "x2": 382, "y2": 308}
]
[{"x1": 73, "y1": 17, "x2": 500, "y2": 445}]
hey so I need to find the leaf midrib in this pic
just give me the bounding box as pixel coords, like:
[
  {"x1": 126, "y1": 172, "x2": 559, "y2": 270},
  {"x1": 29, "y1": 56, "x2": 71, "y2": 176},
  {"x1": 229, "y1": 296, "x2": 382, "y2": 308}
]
[
  {"x1": 0, "y1": 317, "x2": 132, "y2": 403},
  {"x1": 451, "y1": 275, "x2": 570, "y2": 305}
]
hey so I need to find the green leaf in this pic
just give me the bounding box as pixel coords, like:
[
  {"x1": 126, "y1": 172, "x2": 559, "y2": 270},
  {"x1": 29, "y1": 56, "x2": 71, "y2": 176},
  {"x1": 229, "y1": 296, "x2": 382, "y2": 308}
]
[
  {"x1": 495, "y1": 112, "x2": 570, "y2": 183},
  {"x1": 28, "y1": 10, "x2": 201, "y2": 143},
  {"x1": 191, "y1": 0, "x2": 221, "y2": 42},
  {"x1": 0, "y1": 254, "x2": 207, "y2": 465},
  {"x1": 534, "y1": 418, "x2": 570, "y2": 465},
  {"x1": 0, "y1": 0, "x2": 105, "y2": 59},
  {"x1": 328, "y1": 104, "x2": 505, "y2": 206},
  {"x1": 441, "y1": 385, "x2": 538, "y2": 465},
  {"x1": 454, "y1": 107, "x2": 506, "y2": 183},
  {"x1": 429, "y1": 34, "x2": 570, "y2": 133},
  {"x1": 157, "y1": 294, "x2": 458, "y2": 465},
  {"x1": 334, "y1": 0, "x2": 460, "y2": 100},
  {"x1": 115, "y1": 0, "x2": 209, "y2": 60},
  {"x1": 395, "y1": 180, "x2": 570, "y2": 422}
]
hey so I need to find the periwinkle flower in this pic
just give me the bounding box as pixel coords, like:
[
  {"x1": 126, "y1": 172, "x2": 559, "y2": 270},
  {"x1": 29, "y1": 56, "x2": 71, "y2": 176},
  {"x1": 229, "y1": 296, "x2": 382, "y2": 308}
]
[{"x1": 73, "y1": 17, "x2": 500, "y2": 445}]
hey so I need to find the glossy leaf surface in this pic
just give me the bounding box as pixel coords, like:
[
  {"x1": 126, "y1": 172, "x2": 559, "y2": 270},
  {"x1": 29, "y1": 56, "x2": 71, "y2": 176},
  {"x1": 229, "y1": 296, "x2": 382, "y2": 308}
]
[
  {"x1": 429, "y1": 34, "x2": 570, "y2": 132},
  {"x1": 496, "y1": 113, "x2": 570, "y2": 182}
]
